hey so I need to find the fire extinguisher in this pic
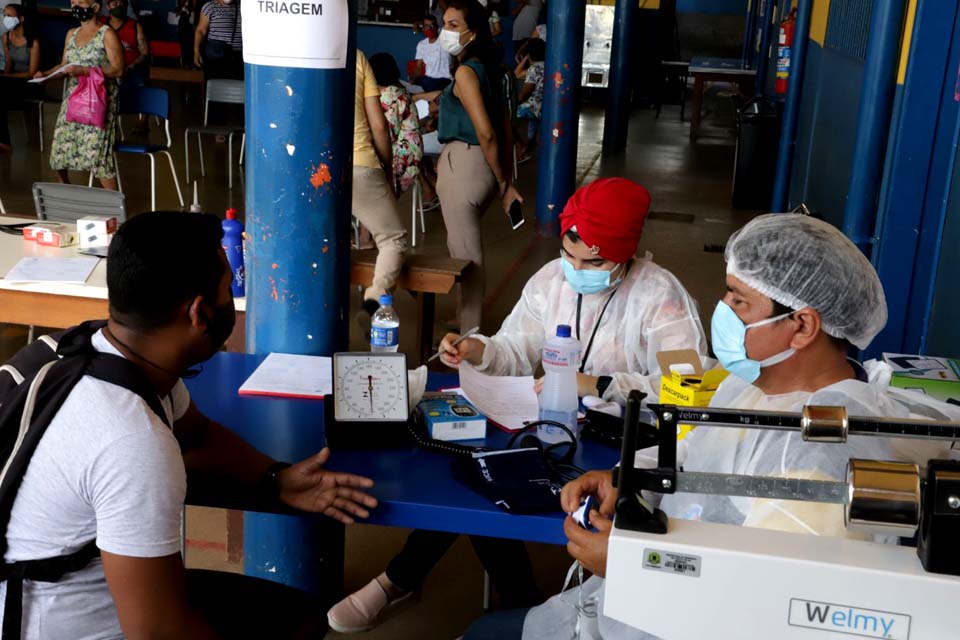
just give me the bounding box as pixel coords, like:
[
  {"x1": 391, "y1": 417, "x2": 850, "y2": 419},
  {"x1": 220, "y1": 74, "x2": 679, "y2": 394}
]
[{"x1": 776, "y1": 9, "x2": 797, "y2": 95}]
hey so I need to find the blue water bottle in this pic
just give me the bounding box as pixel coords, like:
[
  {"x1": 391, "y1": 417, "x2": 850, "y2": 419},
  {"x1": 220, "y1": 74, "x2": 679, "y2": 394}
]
[{"x1": 222, "y1": 208, "x2": 245, "y2": 297}]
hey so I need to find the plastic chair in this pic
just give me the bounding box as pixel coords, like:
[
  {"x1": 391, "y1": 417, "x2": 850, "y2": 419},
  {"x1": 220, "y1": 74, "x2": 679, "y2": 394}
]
[
  {"x1": 185, "y1": 79, "x2": 246, "y2": 189},
  {"x1": 105, "y1": 87, "x2": 183, "y2": 211},
  {"x1": 0, "y1": 192, "x2": 5, "y2": 214},
  {"x1": 33, "y1": 182, "x2": 127, "y2": 224}
]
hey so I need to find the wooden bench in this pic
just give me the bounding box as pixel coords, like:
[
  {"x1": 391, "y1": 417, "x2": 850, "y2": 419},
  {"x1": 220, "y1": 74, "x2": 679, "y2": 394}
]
[
  {"x1": 149, "y1": 67, "x2": 205, "y2": 85},
  {"x1": 351, "y1": 250, "x2": 472, "y2": 364}
]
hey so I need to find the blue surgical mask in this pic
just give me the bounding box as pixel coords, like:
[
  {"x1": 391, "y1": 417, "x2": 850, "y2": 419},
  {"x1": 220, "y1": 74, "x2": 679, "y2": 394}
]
[
  {"x1": 710, "y1": 301, "x2": 797, "y2": 383},
  {"x1": 561, "y1": 256, "x2": 623, "y2": 295}
]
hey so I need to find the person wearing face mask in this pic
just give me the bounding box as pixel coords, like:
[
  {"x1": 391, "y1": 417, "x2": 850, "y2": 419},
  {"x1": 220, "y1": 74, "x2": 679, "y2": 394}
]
[
  {"x1": 412, "y1": 14, "x2": 452, "y2": 91},
  {"x1": 35, "y1": 0, "x2": 124, "y2": 189},
  {"x1": 0, "y1": 211, "x2": 379, "y2": 639},
  {"x1": 462, "y1": 213, "x2": 960, "y2": 640},
  {"x1": 440, "y1": 177, "x2": 706, "y2": 405},
  {"x1": 102, "y1": 0, "x2": 148, "y2": 87},
  {"x1": 435, "y1": 0, "x2": 523, "y2": 333},
  {"x1": 0, "y1": 4, "x2": 41, "y2": 153}
]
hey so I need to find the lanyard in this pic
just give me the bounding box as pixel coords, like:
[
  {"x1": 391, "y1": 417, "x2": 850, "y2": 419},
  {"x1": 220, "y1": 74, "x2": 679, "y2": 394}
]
[{"x1": 575, "y1": 286, "x2": 620, "y2": 374}]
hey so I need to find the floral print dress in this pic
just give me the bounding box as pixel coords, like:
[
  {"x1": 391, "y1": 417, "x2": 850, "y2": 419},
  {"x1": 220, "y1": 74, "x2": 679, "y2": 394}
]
[
  {"x1": 49, "y1": 26, "x2": 119, "y2": 179},
  {"x1": 379, "y1": 84, "x2": 423, "y2": 194}
]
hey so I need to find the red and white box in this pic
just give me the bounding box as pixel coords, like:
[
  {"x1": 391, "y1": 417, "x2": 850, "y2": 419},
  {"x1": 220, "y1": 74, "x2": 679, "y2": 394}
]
[{"x1": 23, "y1": 223, "x2": 78, "y2": 247}]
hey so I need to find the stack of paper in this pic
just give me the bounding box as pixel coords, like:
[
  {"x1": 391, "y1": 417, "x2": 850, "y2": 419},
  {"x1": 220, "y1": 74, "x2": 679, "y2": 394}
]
[
  {"x1": 4, "y1": 257, "x2": 99, "y2": 284},
  {"x1": 239, "y1": 353, "x2": 332, "y2": 399},
  {"x1": 457, "y1": 364, "x2": 539, "y2": 432}
]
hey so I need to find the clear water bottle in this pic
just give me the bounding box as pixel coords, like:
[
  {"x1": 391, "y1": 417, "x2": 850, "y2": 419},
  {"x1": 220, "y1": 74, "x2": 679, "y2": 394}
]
[
  {"x1": 538, "y1": 324, "x2": 581, "y2": 444},
  {"x1": 370, "y1": 294, "x2": 399, "y2": 353},
  {"x1": 221, "y1": 208, "x2": 244, "y2": 297}
]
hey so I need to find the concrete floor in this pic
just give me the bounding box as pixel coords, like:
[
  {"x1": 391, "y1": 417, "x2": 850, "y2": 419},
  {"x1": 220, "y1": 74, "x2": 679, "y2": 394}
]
[{"x1": 0, "y1": 82, "x2": 759, "y2": 638}]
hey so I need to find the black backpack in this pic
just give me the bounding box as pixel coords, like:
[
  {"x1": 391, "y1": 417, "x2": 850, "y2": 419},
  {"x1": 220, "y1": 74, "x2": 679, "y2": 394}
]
[{"x1": 0, "y1": 320, "x2": 170, "y2": 639}]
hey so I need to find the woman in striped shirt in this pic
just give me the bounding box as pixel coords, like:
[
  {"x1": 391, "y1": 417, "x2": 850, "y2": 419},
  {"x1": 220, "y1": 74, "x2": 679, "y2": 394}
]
[{"x1": 193, "y1": 0, "x2": 242, "y2": 79}]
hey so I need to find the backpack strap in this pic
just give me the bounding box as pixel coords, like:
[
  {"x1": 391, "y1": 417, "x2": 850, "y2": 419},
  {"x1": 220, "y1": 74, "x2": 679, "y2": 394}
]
[{"x1": 0, "y1": 541, "x2": 99, "y2": 639}]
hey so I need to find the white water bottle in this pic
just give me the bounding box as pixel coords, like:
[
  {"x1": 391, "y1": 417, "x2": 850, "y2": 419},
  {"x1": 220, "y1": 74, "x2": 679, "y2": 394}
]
[
  {"x1": 371, "y1": 294, "x2": 400, "y2": 353},
  {"x1": 538, "y1": 324, "x2": 581, "y2": 444}
]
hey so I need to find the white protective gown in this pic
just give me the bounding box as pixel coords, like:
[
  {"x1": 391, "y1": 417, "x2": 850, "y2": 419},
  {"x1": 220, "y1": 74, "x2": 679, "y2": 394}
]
[
  {"x1": 471, "y1": 255, "x2": 707, "y2": 405},
  {"x1": 520, "y1": 361, "x2": 960, "y2": 640}
]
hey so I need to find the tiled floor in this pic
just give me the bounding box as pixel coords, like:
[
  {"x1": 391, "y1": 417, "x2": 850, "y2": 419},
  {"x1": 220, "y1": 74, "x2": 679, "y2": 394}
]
[{"x1": 0, "y1": 82, "x2": 759, "y2": 638}]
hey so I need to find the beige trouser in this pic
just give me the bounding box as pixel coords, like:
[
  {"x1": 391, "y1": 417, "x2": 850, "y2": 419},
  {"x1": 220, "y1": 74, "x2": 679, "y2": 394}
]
[
  {"x1": 437, "y1": 141, "x2": 499, "y2": 333},
  {"x1": 353, "y1": 166, "x2": 408, "y2": 301}
]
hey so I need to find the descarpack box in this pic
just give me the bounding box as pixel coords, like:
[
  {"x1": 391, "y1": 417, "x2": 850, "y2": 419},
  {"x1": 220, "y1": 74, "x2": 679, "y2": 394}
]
[
  {"x1": 24, "y1": 223, "x2": 78, "y2": 247},
  {"x1": 657, "y1": 350, "x2": 730, "y2": 440},
  {"x1": 76, "y1": 216, "x2": 118, "y2": 249},
  {"x1": 883, "y1": 353, "x2": 960, "y2": 403},
  {"x1": 417, "y1": 394, "x2": 487, "y2": 441}
]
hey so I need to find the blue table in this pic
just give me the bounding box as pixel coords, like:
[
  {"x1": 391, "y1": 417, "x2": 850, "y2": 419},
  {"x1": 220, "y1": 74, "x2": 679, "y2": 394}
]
[{"x1": 185, "y1": 353, "x2": 620, "y2": 590}]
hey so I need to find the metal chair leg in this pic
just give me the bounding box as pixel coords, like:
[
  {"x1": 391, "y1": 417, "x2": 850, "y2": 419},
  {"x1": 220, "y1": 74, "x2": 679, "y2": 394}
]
[
  {"x1": 37, "y1": 103, "x2": 44, "y2": 153},
  {"x1": 418, "y1": 181, "x2": 426, "y2": 236},
  {"x1": 161, "y1": 150, "x2": 185, "y2": 207},
  {"x1": 0, "y1": 193, "x2": 5, "y2": 214},
  {"x1": 228, "y1": 133, "x2": 233, "y2": 189},
  {"x1": 148, "y1": 153, "x2": 157, "y2": 211},
  {"x1": 88, "y1": 172, "x2": 94, "y2": 187},
  {"x1": 411, "y1": 181, "x2": 418, "y2": 248},
  {"x1": 184, "y1": 130, "x2": 191, "y2": 183},
  {"x1": 198, "y1": 135, "x2": 206, "y2": 177},
  {"x1": 114, "y1": 153, "x2": 123, "y2": 193},
  {"x1": 239, "y1": 133, "x2": 245, "y2": 166}
]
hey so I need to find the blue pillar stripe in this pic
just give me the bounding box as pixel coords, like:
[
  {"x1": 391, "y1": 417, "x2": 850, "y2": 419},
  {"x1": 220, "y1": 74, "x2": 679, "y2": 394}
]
[
  {"x1": 602, "y1": 0, "x2": 639, "y2": 151},
  {"x1": 535, "y1": 0, "x2": 586, "y2": 236}
]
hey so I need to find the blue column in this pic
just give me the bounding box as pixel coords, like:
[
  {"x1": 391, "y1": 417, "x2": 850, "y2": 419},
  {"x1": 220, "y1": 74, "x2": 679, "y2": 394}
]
[
  {"x1": 770, "y1": 0, "x2": 812, "y2": 212},
  {"x1": 602, "y1": 0, "x2": 638, "y2": 152},
  {"x1": 535, "y1": 0, "x2": 586, "y2": 235},
  {"x1": 841, "y1": 0, "x2": 910, "y2": 254},
  {"x1": 742, "y1": 0, "x2": 758, "y2": 67},
  {"x1": 241, "y1": 13, "x2": 356, "y2": 594}
]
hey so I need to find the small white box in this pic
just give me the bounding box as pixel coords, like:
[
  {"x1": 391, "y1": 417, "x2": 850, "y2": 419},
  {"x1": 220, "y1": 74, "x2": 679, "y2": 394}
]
[{"x1": 76, "y1": 216, "x2": 118, "y2": 249}]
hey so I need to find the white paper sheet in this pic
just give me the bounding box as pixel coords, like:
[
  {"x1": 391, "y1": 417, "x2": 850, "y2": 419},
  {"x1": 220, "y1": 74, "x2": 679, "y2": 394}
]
[
  {"x1": 415, "y1": 99, "x2": 430, "y2": 120},
  {"x1": 28, "y1": 63, "x2": 76, "y2": 83},
  {"x1": 241, "y1": 0, "x2": 348, "y2": 69},
  {"x1": 3, "y1": 257, "x2": 99, "y2": 283},
  {"x1": 239, "y1": 352, "x2": 333, "y2": 399},
  {"x1": 458, "y1": 364, "x2": 539, "y2": 431}
]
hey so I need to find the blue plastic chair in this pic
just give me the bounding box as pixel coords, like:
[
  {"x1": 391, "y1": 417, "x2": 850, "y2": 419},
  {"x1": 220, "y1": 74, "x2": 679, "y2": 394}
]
[{"x1": 111, "y1": 86, "x2": 184, "y2": 211}]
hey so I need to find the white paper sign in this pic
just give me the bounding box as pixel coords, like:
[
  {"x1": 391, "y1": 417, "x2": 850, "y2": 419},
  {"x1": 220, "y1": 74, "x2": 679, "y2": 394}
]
[{"x1": 241, "y1": 0, "x2": 348, "y2": 69}]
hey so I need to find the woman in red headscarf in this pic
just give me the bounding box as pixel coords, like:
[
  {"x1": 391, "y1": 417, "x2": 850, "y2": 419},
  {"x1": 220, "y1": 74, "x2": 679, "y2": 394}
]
[{"x1": 440, "y1": 177, "x2": 707, "y2": 403}]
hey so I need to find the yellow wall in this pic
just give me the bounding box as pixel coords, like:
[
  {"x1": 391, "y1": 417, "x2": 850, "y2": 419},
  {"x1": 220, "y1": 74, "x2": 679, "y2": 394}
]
[
  {"x1": 897, "y1": 0, "x2": 918, "y2": 85},
  {"x1": 810, "y1": 0, "x2": 830, "y2": 46}
]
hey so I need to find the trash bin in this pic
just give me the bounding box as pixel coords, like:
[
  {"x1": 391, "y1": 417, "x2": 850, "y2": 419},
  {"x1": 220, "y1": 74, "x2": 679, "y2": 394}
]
[{"x1": 732, "y1": 97, "x2": 782, "y2": 210}]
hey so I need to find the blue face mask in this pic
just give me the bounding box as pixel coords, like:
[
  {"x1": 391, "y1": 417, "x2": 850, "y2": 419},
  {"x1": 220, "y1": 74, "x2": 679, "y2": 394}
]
[
  {"x1": 710, "y1": 301, "x2": 797, "y2": 383},
  {"x1": 561, "y1": 256, "x2": 623, "y2": 295}
]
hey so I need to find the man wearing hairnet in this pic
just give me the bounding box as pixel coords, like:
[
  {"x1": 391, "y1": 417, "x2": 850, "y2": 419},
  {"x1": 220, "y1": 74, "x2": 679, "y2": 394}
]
[
  {"x1": 463, "y1": 214, "x2": 960, "y2": 640},
  {"x1": 440, "y1": 177, "x2": 707, "y2": 404}
]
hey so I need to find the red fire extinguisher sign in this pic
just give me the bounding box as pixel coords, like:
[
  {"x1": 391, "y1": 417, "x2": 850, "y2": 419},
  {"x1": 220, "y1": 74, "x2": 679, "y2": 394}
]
[{"x1": 777, "y1": 9, "x2": 797, "y2": 95}]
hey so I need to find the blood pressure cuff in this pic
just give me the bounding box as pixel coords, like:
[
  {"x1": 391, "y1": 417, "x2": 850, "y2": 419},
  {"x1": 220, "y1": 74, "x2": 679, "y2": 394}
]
[{"x1": 452, "y1": 448, "x2": 563, "y2": 514}]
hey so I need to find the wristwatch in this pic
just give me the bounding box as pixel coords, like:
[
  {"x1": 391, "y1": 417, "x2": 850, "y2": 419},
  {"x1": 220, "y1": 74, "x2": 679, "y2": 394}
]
[{"x1": 595, "y1": 375, "x2": 613, "y2": 398}]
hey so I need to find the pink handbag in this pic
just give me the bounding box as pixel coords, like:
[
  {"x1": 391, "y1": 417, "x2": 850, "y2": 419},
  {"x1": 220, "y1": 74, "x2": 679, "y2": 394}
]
[{"x1": 65, "y1": 67, "x2": 107, "y2": 129}]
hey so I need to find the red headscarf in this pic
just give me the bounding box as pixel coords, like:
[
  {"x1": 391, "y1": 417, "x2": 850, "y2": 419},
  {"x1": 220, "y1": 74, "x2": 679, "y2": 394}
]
[{"x1": 559, "y1": 178, "x2": 651, "y2": 263}]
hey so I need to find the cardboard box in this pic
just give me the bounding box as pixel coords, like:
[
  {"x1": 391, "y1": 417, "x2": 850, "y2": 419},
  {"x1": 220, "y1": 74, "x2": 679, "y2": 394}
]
[
  {"x1": 417, "y1": 394, "x2": 487, "y2": 441},
  {"x1": 25, "y1": 223, "x2": 78, "y2": 247},
  {"x1": 76, "y1": 216, "x2": 118, "y2": 249},
  {"x1": 883, "y1": 353, "x2": 960, "y2": 403},
  {"x1": 657, "y1": 350, "x2": 729, "y2": 440}
]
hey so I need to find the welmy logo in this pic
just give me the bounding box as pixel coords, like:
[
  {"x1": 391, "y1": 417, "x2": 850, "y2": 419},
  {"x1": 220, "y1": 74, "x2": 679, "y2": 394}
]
[{"x1": 788, "y1": 598, "x2": 911, "y2": 639}]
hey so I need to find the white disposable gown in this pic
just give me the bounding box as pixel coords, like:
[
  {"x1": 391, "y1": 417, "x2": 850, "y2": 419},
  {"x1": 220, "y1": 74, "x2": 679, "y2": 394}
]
[
  {"x1": 520, "y1": 361, "x2": 960, "y2": 640},
  {"x1": 470, "y1": 255, "x2": 707, "y2": 405}
]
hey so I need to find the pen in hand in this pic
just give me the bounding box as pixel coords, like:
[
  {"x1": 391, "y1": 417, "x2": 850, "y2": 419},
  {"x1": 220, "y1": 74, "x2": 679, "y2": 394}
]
[{"x1": 428, "y1": 326, "x2": 480, "y2": 363}]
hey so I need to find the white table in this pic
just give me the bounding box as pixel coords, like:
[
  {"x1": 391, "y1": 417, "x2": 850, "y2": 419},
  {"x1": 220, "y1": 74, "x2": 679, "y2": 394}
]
[{"x1": 0, "y1": 215, "x2": 248, "y2": 350}]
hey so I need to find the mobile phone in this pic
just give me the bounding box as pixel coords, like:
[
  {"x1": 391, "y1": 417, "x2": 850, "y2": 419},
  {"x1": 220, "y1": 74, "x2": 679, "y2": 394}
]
[{"x1": 509, "y1": 200, "x2": 525, "y2": 230}]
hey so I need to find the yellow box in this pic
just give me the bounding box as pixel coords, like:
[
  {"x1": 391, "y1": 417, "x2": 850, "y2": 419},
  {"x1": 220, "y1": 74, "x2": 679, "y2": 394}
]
[{"x1": 657, "y1": 350, "x2": 729, "y2": 440}]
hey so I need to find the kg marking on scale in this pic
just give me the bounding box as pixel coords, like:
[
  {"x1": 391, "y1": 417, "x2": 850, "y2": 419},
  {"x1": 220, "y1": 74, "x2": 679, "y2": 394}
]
[{"x1": 257, "y1": 0, "x2": 322, "y2": 14}]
